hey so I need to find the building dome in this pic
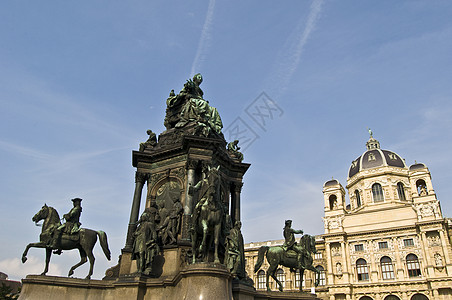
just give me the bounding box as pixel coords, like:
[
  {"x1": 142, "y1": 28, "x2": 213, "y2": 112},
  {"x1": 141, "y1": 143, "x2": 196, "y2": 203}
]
[
  {"x1": 409, "y1": 162, "x2": 427, "y2": 171},
  {"x1": 324, "y1": 179, "x2": 340, "y2": 187},
  {"x1": 348, "y1": 134, "x2": 407, "y2": 178}
]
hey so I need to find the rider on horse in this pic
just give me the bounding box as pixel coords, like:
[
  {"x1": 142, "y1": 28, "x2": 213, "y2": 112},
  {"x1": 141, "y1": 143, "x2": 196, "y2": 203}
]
[
  {"x1": 49, "y1": 198, "x2": 82, "y2": 254},
  {"x1": 282, "y1": 220, "x2": 304, "y2": 269}
]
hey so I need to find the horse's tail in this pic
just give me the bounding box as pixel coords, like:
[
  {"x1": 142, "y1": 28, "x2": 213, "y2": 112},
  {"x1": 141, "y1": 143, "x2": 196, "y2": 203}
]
[
  {"x1": 254, "y1": 246, "x2": 269, "y2": 273},
  {"x1": 97, "y1": 231, "x2": 111, "y2": 261}
]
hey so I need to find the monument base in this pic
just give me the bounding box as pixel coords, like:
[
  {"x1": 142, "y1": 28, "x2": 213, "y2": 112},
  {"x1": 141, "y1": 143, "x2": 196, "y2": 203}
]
[{"x1": 19, "y1": 271, "x2": 320, "y2": 300}]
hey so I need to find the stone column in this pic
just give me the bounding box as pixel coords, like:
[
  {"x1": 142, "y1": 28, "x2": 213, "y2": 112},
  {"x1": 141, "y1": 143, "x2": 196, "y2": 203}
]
[
  {"x1": 419, "y1": 231, "x2": 433, "y2": 276},
  {"x1": 231, "y1": 182, "x2": 243, "y2": 223},
  {"x1": 341, "y1": 242, "x2": 349, "y2": 282},
  {"x1": 368, "y1": 240, "x2": 378, "y2": 282},
  {"x1": 184, "y1": 159, "x2": 198, "y2": 215},
  {"x1": 125, "y1": 171, "x2": 147, "y2": 250},
  {"x1": 439, "y1": 229, "x2": 452, "y2": 275},
  {"x1": 325, "y1": 243, "x2": 334, "y2": 284},
  {"x1": 182, "y1": 159, "x2": 197, "y2": 241},
  {"x1": 393, "y1": 237, "x2": 403, "y2": 279}
]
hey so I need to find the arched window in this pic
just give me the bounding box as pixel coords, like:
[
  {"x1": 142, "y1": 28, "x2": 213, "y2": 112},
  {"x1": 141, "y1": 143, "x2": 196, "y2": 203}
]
[
  {"x1": 355, "y1": 190, "x2": 362, "y2": 207},
  {"x1": 372, "y1": 183, "x2": 384, "y2": 202},
  {"x1": 276, "y1": 268, "x2": 285, "y2": 288},
  {"x1": 384, "y1": 296, "x2": 401, "y2": 300},
  {"x1": 359, "y1": 297, "x2": 374, "y2": 300},
  {"x1": 316, "y1": 265, "x2": 326, "y2": 286},
  {"x1": 411, "y1": 294, "x2": 428, "y2": 300},
  {"x1": 380, "y1": 256, "x2": 394, "y2": 280},
  {"x1": 329, "y1": 195, "x2": 337, "y2": 210},
  {"x1": 406, "y1": 254, "x2": 421, "y2": 277},
  {"x1": 397, "y1": 182, "x2": 406, "y2": 201},
  {"x1": 257, "y1": 270, "x2": 266, "y2": 289},
  {"x1": 356, "y1": 258, "x2": 369, "y2": 281},
  {"x1": 416, "y1": 179, "x2": 428, "y2": 196}
]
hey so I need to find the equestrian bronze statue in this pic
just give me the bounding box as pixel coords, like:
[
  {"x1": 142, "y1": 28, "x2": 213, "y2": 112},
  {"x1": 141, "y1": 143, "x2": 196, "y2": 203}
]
[
  {"x1": 190, "y1": 165, "x2": 225, "y2": 263},
  {"x1": 254, "y1": 221, "x2": 319, "y2": 292},
  {"x1": 22, "y1": 200, "x2": 111, "y2": 279}
]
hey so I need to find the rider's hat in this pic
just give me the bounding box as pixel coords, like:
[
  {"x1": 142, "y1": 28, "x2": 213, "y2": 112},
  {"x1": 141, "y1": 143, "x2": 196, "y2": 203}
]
[
  {"x1": 285, "y1": 220, "x2": 292, "y2": 225},
  {"x1": 71, "y1": 198, "x2": 83, "y2": 203}
]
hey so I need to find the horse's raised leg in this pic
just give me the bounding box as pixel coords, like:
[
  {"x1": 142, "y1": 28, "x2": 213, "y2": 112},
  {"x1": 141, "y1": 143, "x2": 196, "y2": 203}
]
[
  {"x1": 41, "y1": 248, "x2": 52, "y2": 276},
  {"x1": 68, "y1": 248, "x2": 87, "y2": 277},
  {"x1": 22, "y1": 242, "x2": 45, "y2": 263}
]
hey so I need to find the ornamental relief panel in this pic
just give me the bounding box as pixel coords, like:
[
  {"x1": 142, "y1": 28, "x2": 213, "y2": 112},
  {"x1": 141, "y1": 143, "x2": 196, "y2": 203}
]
[
  {"x1": 323, "y1": 216, "x2": 344, "y2": 230},
  {"x1": 414, "y1": 201, "x2": 440, "y2": 220},
  {"x1": 426, "y1": 232, "x2": 441, "y2": 247}
]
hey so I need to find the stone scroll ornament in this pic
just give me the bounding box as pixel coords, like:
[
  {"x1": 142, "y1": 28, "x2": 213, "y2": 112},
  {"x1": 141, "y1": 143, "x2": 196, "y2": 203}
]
[
  {"x1": 21, "y1": 200, "x2": 111, "y2": 279},
  {"x1": 164, "y1": 73, "x2": 223, "y2": 137}
]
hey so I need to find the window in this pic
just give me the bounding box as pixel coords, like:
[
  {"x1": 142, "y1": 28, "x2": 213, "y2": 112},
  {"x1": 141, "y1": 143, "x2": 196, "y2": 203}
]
[
  {"x1": 356, "y1": 258, "x2": 369, "y2": 281},
  {"x1": 416, "y1": 179, "x2": 428, "y2": 196},
  {"x1": 355, "y1": 244, "x2": 364, "y2": 252},
  {"x1": 406, "y1": 254, "x2": 421, "y2": 277},
  {"x1": 397, "y1": 182, "x2": 406, "y2": 200},
  {"x1": 276, "y1": 269, "x2": 285, "y2": 288},
  {"x1": 257, "y1": 270, "x2": 266, "y2": 289},
  {"x1": 411, "y1": 294, "x2": 428, "y2": 300},
  {"x1": 355, "y1": 190, "x2": 362, "y2": 208},
  {"x1": 294, "y1": 271, "x2": 305, "y2": 288},
  {"x1": 314, "y1": 252, "x2": 323, "y2": 260},
  {"x1": 403, "y1": 239, "x2": 414, "y2": 247},
  {"x1": 372, "y1": 183, "x2": 384, "y2": 202},
  {"x1": 329, "y1": 195, "x2": 337, "y2": 210},
  {"x1": 359, "y1": 297, "x2": 374, "y2": 300},
  {"x1": 384, "y1": 296, "x2": 400, "y2": 300},
  {"x1": 316, "y1": 265, "x2": 326, "y2": 286},
  {"x1": 380, "y1": 256, "x2": 395, "y2": 280},
  {"x1": 378, "y1": 241, "x2": 388, "y2": 249}
]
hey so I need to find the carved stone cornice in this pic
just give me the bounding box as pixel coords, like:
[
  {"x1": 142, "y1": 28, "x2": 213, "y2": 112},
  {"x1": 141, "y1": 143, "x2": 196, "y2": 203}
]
[
  {"x1": 232, "y1": 182, "x2": 243, "y2": 193},
  {"x1": 186, "y1": 159, "x2": 198, "y2": 170},
  {"x1": 135, "y1": 171, "x2": 149, "y2": 183}
]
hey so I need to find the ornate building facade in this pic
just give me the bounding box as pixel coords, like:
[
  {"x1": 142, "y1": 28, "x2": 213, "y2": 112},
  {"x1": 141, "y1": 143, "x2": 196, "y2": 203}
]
[{"x1": 245, "y1": 135, "x2": 452, "y2": 300}]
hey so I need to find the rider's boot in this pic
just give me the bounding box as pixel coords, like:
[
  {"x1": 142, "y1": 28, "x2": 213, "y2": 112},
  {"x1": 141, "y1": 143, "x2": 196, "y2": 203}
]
[{"x1": 50, "y1": 231, "x2": 63, "y2": 255}]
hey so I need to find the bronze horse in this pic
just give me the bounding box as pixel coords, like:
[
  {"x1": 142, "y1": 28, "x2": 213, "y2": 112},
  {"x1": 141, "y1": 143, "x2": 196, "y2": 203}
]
[
  {"x1": 254, "y1": 234, "x2": 320, "y2": 292},
  {"x1": 22, "y1": 204, "x2": 111, "y2": 279},
  {"x1": 191, "y1": 166, "x2": 224, "y2": 263}
]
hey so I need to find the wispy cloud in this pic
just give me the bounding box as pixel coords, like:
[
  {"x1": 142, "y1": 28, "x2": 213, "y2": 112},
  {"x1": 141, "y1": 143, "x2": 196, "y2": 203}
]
[
  {"x1": 265, "y1": 0, "x2": 324, "y2": 100},
  {"x1": 190, "y1": 0, "x2": 216, "y2": 76},
  {"x1": 0, "y1": 256, "x2": 63, "y2": 280}
]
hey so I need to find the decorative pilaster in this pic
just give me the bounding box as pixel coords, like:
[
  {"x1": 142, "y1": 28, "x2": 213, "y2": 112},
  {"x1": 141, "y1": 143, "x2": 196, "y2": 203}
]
[
  {"x1": 325, "y1": 242, "x2": 334, "y2": 284},
  {"x1": 125, "y1": 171, "x2": 148, "y2": 250},
  {"x1": 439, "y1": 229, "x2": 452, "y2": 275},
  {"x1": 340, "y1": 242, "x2": 349, "y2": 281},
  {"x1": 420, "y1": 231, "x2": 434, "y2": 276}
]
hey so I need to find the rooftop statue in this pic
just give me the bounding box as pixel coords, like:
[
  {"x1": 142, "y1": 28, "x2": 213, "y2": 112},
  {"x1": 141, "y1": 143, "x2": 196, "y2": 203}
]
[
  {"x1": 22, "y1": 200, "x2": 111, "y2": 279},
  {"x1": 164, "y1": 73, "x2": 223, "y2": 137},
  {"x1": 254, "y1": 220, "x2": 319, "y2": 292},
  {"x1": 139, "y1": 130, "x2": 157, "y2": 152},
  {"x1": 227, "y1": 140, "x2": 244, "y2": 162}
]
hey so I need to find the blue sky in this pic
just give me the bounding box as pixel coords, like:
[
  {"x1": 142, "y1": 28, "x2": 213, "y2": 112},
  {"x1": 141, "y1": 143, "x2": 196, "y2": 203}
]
[{"x1": 1, "y1": 1, "x2": 452, "y2": 280}]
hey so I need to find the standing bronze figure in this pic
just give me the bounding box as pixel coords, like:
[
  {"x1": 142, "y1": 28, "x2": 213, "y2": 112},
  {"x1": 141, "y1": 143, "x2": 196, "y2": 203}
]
[
  {"x1": 22, "y1": 201, "x2": 111, "y2": 279},
  {"x1": 132, "y1": 208, "x2": 160, "y2": 275}
]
